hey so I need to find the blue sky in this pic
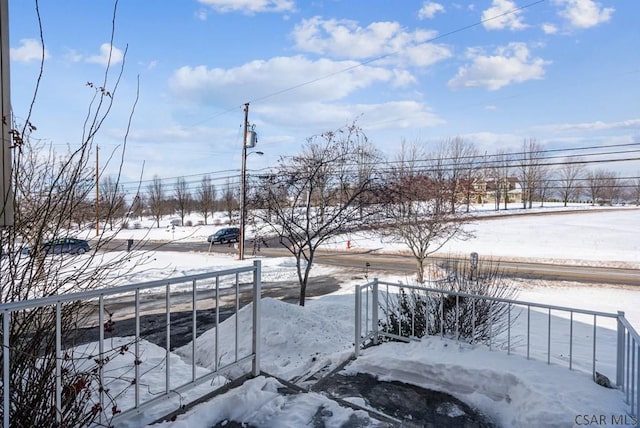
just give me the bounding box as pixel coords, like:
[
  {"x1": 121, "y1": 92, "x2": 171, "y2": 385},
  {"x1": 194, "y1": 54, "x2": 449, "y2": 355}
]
[{"x1": 8, "y1": 0, "x2": 639, "y2": 193}]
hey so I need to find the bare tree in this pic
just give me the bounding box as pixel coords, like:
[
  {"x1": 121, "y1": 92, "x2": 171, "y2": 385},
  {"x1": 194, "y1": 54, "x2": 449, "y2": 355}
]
[
  {"x1": 0, "y1": 2, "x2": 152, "y2": 424},
  {"x1": 631, "y1": 174, "x2": 640, "y2": 206},
  {"x1": 197, "y1": 175, "x2": 216, "y2": 225},
  {"x1": 251, "y1": 123, "x2": 381, "y2": 306},
  {"x1": 486, "y1": 153, "x2": 501, "y2": 210},
  {"x1": 380, "y1": 142, "x2": 473, "y2": 284},
  {"x1": 584, "y1": 168, "x2": 624, "y2": 205},
  {"x1": 174, "y1": 176, "x2": 191, "y2": 225},
  {"x1": 556, "y1": 157, "x2": 584, "y2": 206},
  {"x1": 600, "y1": 171, "x2": 622, "y2": 205},
  {"x1": 443, "y1": 137, "x2": 477, "y2": 214},
  {"x1": 491, "y1": 150, "x2": 513, "y2": 211},
  {"x1": 585, "y1": 168, "x2": 608, "y2": 205},
  {"x1": 69, "y1": 190, "x2": 95, "y2": 230},
  {"x1": 100, "y1": 175, "x2": 126, "y2": 230},
  {"x1": 131, "y1": 192, "x2": 144, "y2": 221},
  {"x1": 459, "y1": 142, "x2": 480, "y2": 213},
  {"x1": 147, "y1": 175, "x2": 165, "y2": 227},
  {"x1": 517, "y1": 138, "x2": 544, "y2": 209},
  {"x1": 536, "y1": 166, "x2": 553, "y2": 207},
  {"x1": 222, "y1": 178, "x2": 237, "y2": 224}
]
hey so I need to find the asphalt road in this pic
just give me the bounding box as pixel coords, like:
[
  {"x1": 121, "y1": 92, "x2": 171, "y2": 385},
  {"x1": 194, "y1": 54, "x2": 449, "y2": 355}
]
[
  {"x1": 71, "y1": 273, "x2": 342, "y2": 350},
  {"x1": 105, "y1": 238, "x2": 640, "y2": 287}
]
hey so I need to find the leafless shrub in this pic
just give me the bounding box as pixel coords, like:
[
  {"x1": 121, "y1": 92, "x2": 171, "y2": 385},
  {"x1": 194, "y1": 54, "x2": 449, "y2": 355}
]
[
  {"x1": 380, "y1": 257, "x2": 517, "y2": 345},
  {"x1": 0, "y1": 2, "x2": 156, "y2": 425}
]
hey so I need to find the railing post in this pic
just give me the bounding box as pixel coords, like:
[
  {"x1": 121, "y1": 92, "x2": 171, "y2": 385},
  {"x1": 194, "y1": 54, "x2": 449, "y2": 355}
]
[
  {"x1": 3, "y1": 311, "x2": 10, "y2": 428},
  {"x1": 507, "y1": 303, "x2": 511, "y2": 355},
  {"x1": 547, "y1": 308, "x2": 551, "y2": 365},
  {"x1": 527, "y1": 305, "x2": 531, "y2": 360},
  {"x1": 252, "y1": 260, "x2": 262, "y2": 376},
  {"x1": 165, "y1": 284, "x2": 171, "y2": 394},
  {"x1": 99, "y1": 295, "x2": 106, "y2": 422},
  {"x1": 191, "y1": 279, "x2": 197, "y2": 382},
  {"x1": 592, "y1": 314, "x2": 597, "y2": 381},
  {"x1": 617, "y1": 311, "x2": 626, "y2": 387},
  {"x1": 440, "y1": 293, "x2": 444, "y2": 338},
  {"x1": 635, "y1": 341, "x2": 639, "y2": 423},
  {"x1": 372, "y1": 279, "x2": 379, "y2": 345},
  {"x1": 135, "y1": 289, "x2": 141, "y2": 409},
  {"x1": 569, "y1": 311, "x2": 573, "y2": 370},
  {"x1": 55, "y1": 303, "x2": 62, "y2": 426},
  {"x1": 355, "y1": 285, "x2": 361, "y2": 358},
  {"x1": 455, "y1": 295, "x2": 459, "y2": 341},
  {"x1": 633, "y1": 343, "x2": 637, "y2": 416},
  {"x1": 635, "y1": 342, "x2": 639, "y2": 425}
]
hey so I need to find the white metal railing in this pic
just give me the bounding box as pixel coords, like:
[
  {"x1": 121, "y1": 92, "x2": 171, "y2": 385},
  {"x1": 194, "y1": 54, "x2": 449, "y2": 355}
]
[
  {"x1": 355, "y1": 278, "x2": 639, "y2": 423},
  {"x1": 619, "y1": 315, "x2": 640, "y2": 420},
  {"x1": 1, "y1": 260, "x2": 262, "y2": 427}
]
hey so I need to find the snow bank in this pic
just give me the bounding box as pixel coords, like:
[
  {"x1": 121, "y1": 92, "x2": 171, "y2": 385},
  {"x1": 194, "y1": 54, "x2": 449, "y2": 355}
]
[{"x1": 345, "y1": 337, "x2": 629, "y2": 427}]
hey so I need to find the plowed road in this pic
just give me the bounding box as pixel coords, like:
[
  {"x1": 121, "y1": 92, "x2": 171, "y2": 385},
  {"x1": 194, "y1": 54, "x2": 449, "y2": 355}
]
[{"x1": 107, "y1": 239, "x2": 640, "y2": 286}]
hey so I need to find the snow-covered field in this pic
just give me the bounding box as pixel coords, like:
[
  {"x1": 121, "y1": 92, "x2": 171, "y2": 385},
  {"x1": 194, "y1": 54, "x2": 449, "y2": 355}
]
[
  {"x1": 81, "y1": 206, "x2": 640, "y2": 427},
  {"x1": 97, "y1": 204, "x2": 640, "y2": 267},
  {"x1": 328, "y1": 205, "x2": 640, "y2": 267}
]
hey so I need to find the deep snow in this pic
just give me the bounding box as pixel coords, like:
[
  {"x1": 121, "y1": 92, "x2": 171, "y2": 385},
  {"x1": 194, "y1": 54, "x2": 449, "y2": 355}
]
[{"x1": 80, "y1": 206, "x2": 640, "y2": 426}]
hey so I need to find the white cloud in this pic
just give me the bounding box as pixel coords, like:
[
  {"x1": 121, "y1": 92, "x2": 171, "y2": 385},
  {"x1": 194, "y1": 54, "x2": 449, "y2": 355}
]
[
  {"x1": 531, "y1": 118, "x2": 640, "y2": 133},
  {"x1": 481, "y1": 0, "x2": 528, "y2": 31},
  {"x1": 254, "y1": 100, "x2": 444, "y2": 131},
  {"x1": 356, "y1": 101, "x2": 445, "y2": 130},
  {"x1": 197, "y1": 0, "x2": 295, "y2": 14},
  {"x1": 128, "y1": 124, "x2": 233, "y2": 145},
  {"x1": 10, "y1": 39, "x2": 49, "y2": 63},
  {"x1": 292, "y1": 18, "x2": 404, "y2": 58},
  {"x1": 195, "y1": 9, "x2": 209, "y2": 20},
  {"x1": 553, "y1": 0, "x2": 614, "y2": 29},
  {"x1": 166, "y1": 54, "x2": 446, "y2": 135},
  {"x1": 168, "y1": 55, "x2": 397, "y2": 106},
  {"x1": 401, "y1": 42, "x2": 452, "y2": 68},
  {"x1": 448, "y1": 42, "x2": 550, "y2": 91},
  {"x1": 460, "y1": 131, "x2": 525, "y2": 152},
  {"x1": 418, "y1": 2, "x2": 445, "y2": 19},
  {"x1": 291, "y1": 17, "x2": 451, "y2": 67},
  {"x1": 86, "y1": 43, "x2": 124, "y2": 67},
  {"x1": 542, "y1": 23, "x2": 559, "y2": 34},
  {"x1": 64, "y1": 49, "x2": 83, "y2": 63}
]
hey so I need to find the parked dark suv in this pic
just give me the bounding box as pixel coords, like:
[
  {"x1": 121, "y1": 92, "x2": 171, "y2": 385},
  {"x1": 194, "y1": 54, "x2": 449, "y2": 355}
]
[
  {"x1": 207, "y1": 227, "x2": 240, "y2": 244},
  {"x1": 23, "y1": 238, "x2": 91, "y2": 256}
]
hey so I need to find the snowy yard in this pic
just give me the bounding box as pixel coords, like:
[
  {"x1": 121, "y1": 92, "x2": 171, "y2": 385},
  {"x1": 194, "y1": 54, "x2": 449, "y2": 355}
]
[{"x1": 72, "y1": 207, "x2": 640, "y2": 426}]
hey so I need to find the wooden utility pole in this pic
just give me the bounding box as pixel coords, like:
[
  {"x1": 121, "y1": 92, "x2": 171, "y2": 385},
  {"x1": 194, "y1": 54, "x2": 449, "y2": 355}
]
[
  {"x1": 1, "y1": 0, "x2": 14, "y2": 227},
  {"x1": 239, "y1": 103, "x2": 249, "y2": 260}
]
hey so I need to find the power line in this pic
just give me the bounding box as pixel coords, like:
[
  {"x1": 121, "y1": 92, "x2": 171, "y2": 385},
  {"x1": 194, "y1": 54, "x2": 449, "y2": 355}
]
[
  {"x1": 112, "y1": 149, "x2": 639, "y2": 201},
  {"x1": 113, "y1": 140, "x2": 640, "y2": 192}
]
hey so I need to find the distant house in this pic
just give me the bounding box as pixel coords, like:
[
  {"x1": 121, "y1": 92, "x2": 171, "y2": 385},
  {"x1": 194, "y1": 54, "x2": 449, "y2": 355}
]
[{"x1": 473, "y1": 177, "x2": 522, "y2": 205}]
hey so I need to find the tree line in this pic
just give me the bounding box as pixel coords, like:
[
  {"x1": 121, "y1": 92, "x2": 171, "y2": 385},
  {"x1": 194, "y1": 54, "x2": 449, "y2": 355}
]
[{"x1": 89, "y1": 138, "x2": 640, "y2": 234}]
